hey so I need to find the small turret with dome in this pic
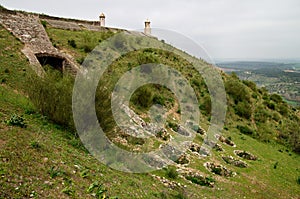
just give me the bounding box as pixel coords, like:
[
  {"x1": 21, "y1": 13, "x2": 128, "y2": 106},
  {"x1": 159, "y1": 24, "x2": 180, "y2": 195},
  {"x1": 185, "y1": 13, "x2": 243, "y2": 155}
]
[
  {"x1": 99, "y1": 13, "x2": 105, "y2": 27},
  {"x1": 144, "y1": 19, "x2": 151, "y2": 35}
]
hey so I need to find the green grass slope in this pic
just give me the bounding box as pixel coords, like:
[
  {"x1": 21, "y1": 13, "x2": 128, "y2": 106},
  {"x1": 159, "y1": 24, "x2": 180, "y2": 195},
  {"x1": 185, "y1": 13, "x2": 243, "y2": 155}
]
[{"x1": 0, "y1": 19, "x2": 300, "y2": 199}]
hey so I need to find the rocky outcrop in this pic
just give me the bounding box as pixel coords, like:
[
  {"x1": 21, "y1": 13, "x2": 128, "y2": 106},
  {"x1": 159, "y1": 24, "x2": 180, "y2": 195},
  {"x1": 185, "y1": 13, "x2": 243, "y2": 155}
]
[
  {"x1": 175, "y1": 153, "x2": 190, "y2": 165},
  {"x1": 176, "y1": 167, "x2": 215, "y2": 187},
  {"x1": 189, "y1": 143, "x2": 210, "y2": 157},
  {"x1": 234, "y1": 150, "x2": 257, "y2": 161},
  {"x1": 156, "y1": 129, "x2": 170, "y2": 141},
  {"x1": 151, "y1": 174, "x2": 184, "y2": 189},
  {"x1": 196, "y1": 126, "x2": 206, "y2": 135},
  {"x1": 216, "y1": 134, "x2": 236, "y2": 147},
  {"x1": 204, "y1": 162, "x2": 236, "y2": 177},
  {"x1": 222, "y1": 156, "x2": 248, "y2": 168},
  {"x1": 119, "y1": 104, "x2": 167, "y2": 138},
  {"x1": 204, "y1": 140, "x2": 224, "y2": 152}
]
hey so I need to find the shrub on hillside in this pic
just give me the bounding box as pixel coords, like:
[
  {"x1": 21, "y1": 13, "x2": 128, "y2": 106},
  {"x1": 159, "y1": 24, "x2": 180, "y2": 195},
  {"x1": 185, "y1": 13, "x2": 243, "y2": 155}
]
[
  {"x1": 242, "y1": 80, "x2": 257, "y2": 91},
  {"x1": 137, "y1": 53, "x2": 158, "y2": 65},
  {"x1": 185, "y1": 175, "x2": 215, "y2": 187},
  {"x1": 6, "y1": 114, "x2": 26, "y2": 128},
  {"x1": 237, "y1": 125, "x2": 254, "y2": 135},
  {"x1": 272, "y1": 112, "x2": 281, "y2": 122},
  {"x1": 258, "y1": 87, "x2": 268, "y2": 95},
  {"x1": 26, "y1": 67, "x2": 74, "y2": 131},
  {"x1": 41, "y1": 20, "x2": 47, "y2": 28},
  {"x1": 153, "y1": 95, "x2": 165, "y2": 106},
  {"x1": 284, "y1": 120, "x2": 300, "y2": 154},
  {"x1": 130, "y1": 86, "x2": 154, "y2": 109},
  {"x1": 199, "y1": 95, "x2": 211, "y2": 116},
  {"x1": 264, "y1": 100, "x2": 276, "y2": 110},
  {"x1": 87, "y1": 181, "x2": 107, "y2": 198},
  {"x1": 235, "y1": 101, "x2": 252, "y2": 119},
  {"x1": 168, "y1": 121, "x2": 179, "y2": 132},
  {"x1": 67, "y1": 39, "x2": 77, "y2": 48},
  {"x1": 225, "y1": 79, "x2": 251, "y2": 104},
  {"x1": 278, "y1": 104, "x2": 289, "y2": 116},
  {"x1": 270, "y1": 93, "x2": 283, "y2": 103},
  {"x1": 254, "y1": 107, "x2": 270, "y2": 123},
  {"x1": 230, "y1": 72, "x2": 239, "y2": 80},
  {"x1": 166, "y1": 166, "x2": 178, "y2": 179}
]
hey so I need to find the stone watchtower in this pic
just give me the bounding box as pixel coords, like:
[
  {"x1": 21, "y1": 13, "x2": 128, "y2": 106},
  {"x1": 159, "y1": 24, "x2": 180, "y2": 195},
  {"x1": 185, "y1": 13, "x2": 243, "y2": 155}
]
[
  {"x1": 144, "y1": 19, "x2": 151, "y2": 35},
  {"x1": 99, "y1": 13, "x2": 105, "y2": 27}
]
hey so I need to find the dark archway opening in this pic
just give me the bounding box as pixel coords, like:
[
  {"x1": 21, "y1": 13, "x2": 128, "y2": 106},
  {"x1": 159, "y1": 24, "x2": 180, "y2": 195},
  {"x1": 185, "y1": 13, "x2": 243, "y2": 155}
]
[{"x1": 35, "y1": 53, "x2": 65, "y2": 72}]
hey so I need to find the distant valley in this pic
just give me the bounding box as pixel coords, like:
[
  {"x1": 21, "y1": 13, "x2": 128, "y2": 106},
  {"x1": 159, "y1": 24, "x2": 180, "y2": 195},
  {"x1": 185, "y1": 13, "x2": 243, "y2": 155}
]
[{"x1": 217, "y1": 61, "x2": 300, "y2": 107}]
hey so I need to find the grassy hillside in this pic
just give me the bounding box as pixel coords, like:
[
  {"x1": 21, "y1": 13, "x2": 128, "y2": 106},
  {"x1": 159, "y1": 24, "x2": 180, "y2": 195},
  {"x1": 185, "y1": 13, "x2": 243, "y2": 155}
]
[
  {"x1": 1, "y1": 19, "x2": 300, "y2": 199},
  {"x1": 44, "y1": 25, "x2": 300, "y2": 154}
]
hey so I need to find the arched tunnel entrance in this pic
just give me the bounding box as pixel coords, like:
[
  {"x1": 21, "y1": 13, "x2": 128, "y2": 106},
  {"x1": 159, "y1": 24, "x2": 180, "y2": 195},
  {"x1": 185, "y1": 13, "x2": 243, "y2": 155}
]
[{"x1": 35, "y1": 53, "x2": 65, "y2": 72}]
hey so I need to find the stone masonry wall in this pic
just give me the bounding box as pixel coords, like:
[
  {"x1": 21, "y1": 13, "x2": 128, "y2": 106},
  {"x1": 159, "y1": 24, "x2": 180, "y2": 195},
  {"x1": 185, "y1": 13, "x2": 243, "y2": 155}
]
[
  {"x1": 0, "y1": 10, "x2": 83, "y2": 75},
  {"x1": 0, "y1": 8, "x2": 131, "y2": 76}
]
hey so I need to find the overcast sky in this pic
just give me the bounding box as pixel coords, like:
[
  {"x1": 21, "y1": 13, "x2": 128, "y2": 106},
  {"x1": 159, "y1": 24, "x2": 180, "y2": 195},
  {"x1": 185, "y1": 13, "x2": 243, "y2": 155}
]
[{"x1": 1, "y1": 0, "x2": 300, "y2": 61}]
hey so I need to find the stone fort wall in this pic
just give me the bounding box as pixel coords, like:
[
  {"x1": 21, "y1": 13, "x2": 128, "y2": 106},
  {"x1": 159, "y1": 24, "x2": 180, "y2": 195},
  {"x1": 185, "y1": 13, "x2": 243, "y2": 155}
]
[{"x1": 0, "y1": 7, "x2": 122, "y2": 75}]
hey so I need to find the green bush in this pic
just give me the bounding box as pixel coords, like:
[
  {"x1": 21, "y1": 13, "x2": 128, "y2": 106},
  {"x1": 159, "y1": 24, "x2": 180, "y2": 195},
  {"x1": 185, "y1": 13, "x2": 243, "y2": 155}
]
[
  {"x1": 30, "y1": 141, "x2": 41, "y2": 149},
  {"x1": 168, "y1": 121, "x2": 179, "y2": 132},
  {"x1": 185, "y1": 175, "x2": 215, "y2": 187},
  {"x1": 237, "y1": 125, "x2": 254, "y2": 135},
  {"x1": 76, "y1": 57, "x2": 85, "y2": 64},
  {"x1": 254, "y1": 107, "x2": 270, "y2": 123},
  {"x1": 211, "y1": 167, "x2": 222, "y2": 175},
  {"x1": 174, "y1": 189, "x2": 188, "y2": 199},
  {"x1": 62, "y1": 186, "x2": 75, "y2": 196},
  {"x1": 131, "y1": 86, "x2": 154, "y2": 109},
  {"x1": 166, "y1": 166, "x2": 178, "y2": 179},
  {"x1": 153, "y1": 95, "x2": 165, "y2": 106},
  {"x1": 264, "y1": 100, "x2": 276, "y2": 110},
  {"x1": 259, "y1": 87, "x2": 268, "y2": 95},
  {"x1": 270, "y1": 93, "x2": 283, "y2": 103},
  {"x1": 230, "y1": 72, "x2": 239, "y2": 79},
  {"x1": 26, "y1": 67, "x2": 74, "y2": 131},
  {"x1": 87, "y1": 181, "x2": 107, "y2": 198},
  {"x1": 278, "y1": 104, "x2": 289, "y2": 116},
  {"x1": 49, "y1": 166, "x2": 65, "y2": 179},
  {"x1": 272, "y1": 112, "x2": 281, "y2": 122},
  {"x1": 67, "y1": 39, "x2": 77, "y2": 48},
  {"x1": 6, "y1": 114, "x2": 26, "y2": 128},
  {"x1": 199, "y1": 95, "x2": 211, "y2": 116},
  {"x1": 243, "y1": 80, "x2": 257, "y2": 91},
  {"x1": 273, "y1": 161, "x2": 278, "y2": 169},
  {"x1": 41, "y1": 20, "x2": 47, "y2": 28},
  {"x1": 83, "y1": 44, "x2": 93, "y2": 53},
  {"x1": 235, "y1": 101, "x2": 252, "y2": 119},
  {"x1": 225, "y1": 79, "x2": 250, "y2": 104},
  {"x1": 137, "y1": 53, "x2": 158, "y2": 65}
]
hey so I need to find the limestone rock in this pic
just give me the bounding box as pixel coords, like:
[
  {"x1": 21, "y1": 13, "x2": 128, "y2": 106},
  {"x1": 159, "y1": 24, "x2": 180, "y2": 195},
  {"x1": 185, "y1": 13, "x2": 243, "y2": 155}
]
[
  {"x1": 151, "y1": 175, "x2": 183, "y2": 189},
  {"x1": 156, "y1": 129, "x2": 170, "y2": 141},
  {"x1": 196, "y1": 126, "x2": 206, "y2": 135},
  {"x1": 189, "y1": 143, "x2": 211, "y2": 157},
  {"x1": 217, "y1": 135, "x2": 236, "y2": 147},
  {"x1": 222, "y1": 156, "x2": 248, "y2": 168},
  {"x1": 204, "y1": 162, "x2": 235, "y2": 177},
  {"x1": 176, "y1": 166, "x2": 215, "y2": 187},
  {"x1": 234, "y1": 150, "x2": 257, "y2": 160},
  {"x1": 175, "y1": 153, "x2": 190, "y2": 165}
]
